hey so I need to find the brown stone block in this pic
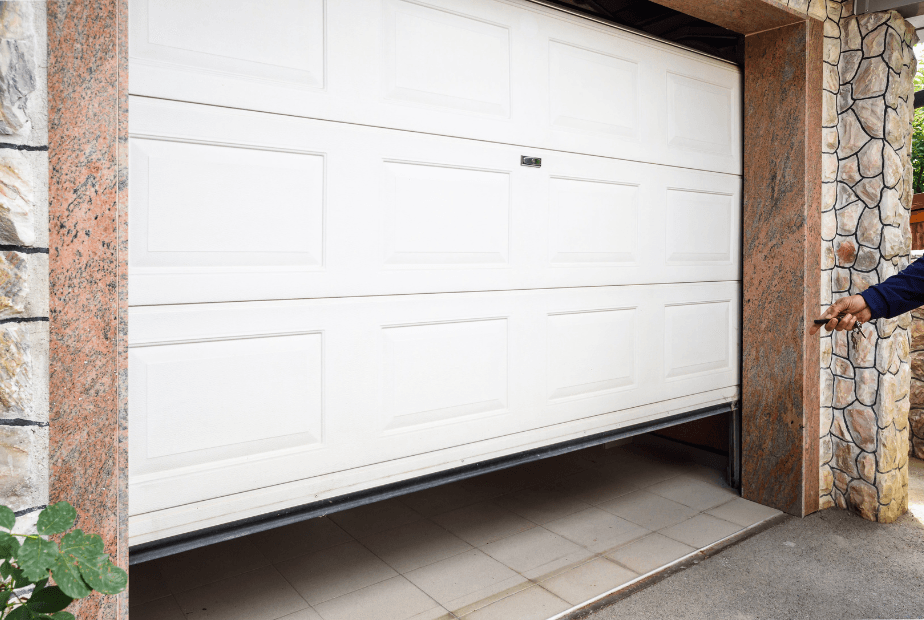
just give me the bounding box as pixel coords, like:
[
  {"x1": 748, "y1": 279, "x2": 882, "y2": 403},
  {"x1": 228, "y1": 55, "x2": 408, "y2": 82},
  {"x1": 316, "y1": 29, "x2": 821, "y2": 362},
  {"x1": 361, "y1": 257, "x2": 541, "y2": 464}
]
[
  {"x1": 846, "y1": 479, "x2": 878, "y2": 520},
  {"x1": 857, "y1": 451, "x2": 876, "y2": 483},
  {"x1": 875, "y1": 467, "x2": 902, "y2": 504},
  {"x1": 845, "y1": 406, "x2": 877, "y2": 451},
  {"x1": 877, "y1": 498, "x2": 904, "y2": 522},
  {"x1": 833, "y1": 436, "x2": 862, "y2": 477},
  {"x1": 876, "y1": 424, "x2": 901, "y2": 471},
  {"x1": 833, "y1": 376, "x2": 856, "y2": 408},
  {"x1": 0, "y1": 425, "x2": 46, "y2": 512},
  {"x1": 911, "y1": 435, "x2": 924, "y2": 459},
  {"x1": 820, "y1": 465, "x2": 834, "y2": 495},
  {"x1": 0, "y1": 251, "x2": 27, "y2": 318},
  {"x1": 0, "y1": 323, "x2": 30, "y2": 416},
  {"x1": 855, "y1": 367, "x2": 879, "y2": 406},
  {"x1": 0, "y1": 150, "x2": 33, "y2": 246}
]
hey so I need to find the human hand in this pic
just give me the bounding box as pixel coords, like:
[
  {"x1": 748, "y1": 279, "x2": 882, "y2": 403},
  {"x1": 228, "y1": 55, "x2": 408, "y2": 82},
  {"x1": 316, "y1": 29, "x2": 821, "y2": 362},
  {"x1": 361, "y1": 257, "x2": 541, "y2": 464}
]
[{"x1": 809, "y1": 294, "x2": 872, "y2": 335}]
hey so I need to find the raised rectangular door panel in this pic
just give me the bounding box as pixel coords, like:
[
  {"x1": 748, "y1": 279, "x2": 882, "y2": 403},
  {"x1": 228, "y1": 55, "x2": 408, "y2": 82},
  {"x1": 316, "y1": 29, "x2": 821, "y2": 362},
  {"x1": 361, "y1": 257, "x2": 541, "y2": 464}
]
[
  {"x1": 129, "y1": 0, "x2": 741, "y2": 175},
  {"x1": 129, "y1": 96, "x2": 741, "y2": 305},
  {"x1": 128, "y1": 281, "x2": 739, "y2": 518}
]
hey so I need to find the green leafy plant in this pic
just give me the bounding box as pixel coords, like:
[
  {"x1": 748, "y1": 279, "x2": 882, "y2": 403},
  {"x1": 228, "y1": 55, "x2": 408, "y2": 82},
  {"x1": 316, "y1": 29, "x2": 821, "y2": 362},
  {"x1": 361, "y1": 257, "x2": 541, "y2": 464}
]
[
  {"x1": 0, "y1": 502, "x2": 127, "y2": 619},
  {"x1": 911, "y1": 63, "x2": 924, "y2": 195}
]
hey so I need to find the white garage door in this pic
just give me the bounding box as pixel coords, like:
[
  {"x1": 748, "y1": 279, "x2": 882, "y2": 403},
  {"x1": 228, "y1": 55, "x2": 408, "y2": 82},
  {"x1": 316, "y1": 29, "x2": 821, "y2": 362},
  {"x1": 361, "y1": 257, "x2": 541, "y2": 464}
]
[{"x1": 127, "y1": 0, "x2": 742, "y2": 544}]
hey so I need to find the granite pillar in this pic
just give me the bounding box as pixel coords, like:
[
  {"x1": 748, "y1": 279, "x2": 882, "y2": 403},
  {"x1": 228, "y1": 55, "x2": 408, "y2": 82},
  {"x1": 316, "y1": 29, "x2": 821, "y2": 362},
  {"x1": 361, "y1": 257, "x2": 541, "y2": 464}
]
[
  {"x1": 47, "y1": 0, "x2": 128, "y2": 618},
  {"x1": 741, "y1": 19, "x2": 823, "y2": 516}
]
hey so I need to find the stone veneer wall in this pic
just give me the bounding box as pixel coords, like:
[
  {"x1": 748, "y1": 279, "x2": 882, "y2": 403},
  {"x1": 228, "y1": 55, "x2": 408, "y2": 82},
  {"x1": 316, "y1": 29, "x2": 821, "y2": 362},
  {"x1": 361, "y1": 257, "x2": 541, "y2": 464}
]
[
  {"x1": 819, "y1": 4, "x2": 916, "y2": 521},
  {"x1": 909, "y1": 307, "x2": 924, "y2": 458},
  {"x1": 0, "y1": 1, "x2": 48, "y2": 530}
]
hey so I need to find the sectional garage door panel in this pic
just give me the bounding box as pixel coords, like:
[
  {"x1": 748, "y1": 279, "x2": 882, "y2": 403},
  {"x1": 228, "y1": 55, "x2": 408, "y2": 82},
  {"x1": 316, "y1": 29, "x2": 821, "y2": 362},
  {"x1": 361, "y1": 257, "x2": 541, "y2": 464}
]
[
  {"x1": 128, "y1": 281, "x2": 739, "y2": 516},
  {"x1": 127, "y1": 0, "x2": 743, "y2": 541},
  {"x1": 130, "y1": 96, "x2": 740, "y2": 306},
  {"x1": 128, "y1": 0, "x2": 741, "y2": 175}
]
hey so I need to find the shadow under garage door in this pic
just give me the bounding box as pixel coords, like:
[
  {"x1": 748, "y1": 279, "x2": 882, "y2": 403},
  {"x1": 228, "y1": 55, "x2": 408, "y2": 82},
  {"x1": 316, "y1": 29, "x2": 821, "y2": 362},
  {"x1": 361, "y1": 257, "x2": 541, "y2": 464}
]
[{"x1": 126, "y1": 0, "x2": 743, "y2": 548}]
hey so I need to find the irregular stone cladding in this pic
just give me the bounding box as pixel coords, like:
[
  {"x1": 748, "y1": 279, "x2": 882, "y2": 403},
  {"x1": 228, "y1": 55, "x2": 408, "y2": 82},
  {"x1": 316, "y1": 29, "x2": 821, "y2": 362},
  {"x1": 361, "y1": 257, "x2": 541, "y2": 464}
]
[
  {"x1": 909, "y1": 307, "x2": 924, "y2": 459},
  {"x1": 0, "y1": 1, "x2": 48, "y2": 529},
  {"x1": 819, "y1": 3, "x2": 917, "y2": 522}
]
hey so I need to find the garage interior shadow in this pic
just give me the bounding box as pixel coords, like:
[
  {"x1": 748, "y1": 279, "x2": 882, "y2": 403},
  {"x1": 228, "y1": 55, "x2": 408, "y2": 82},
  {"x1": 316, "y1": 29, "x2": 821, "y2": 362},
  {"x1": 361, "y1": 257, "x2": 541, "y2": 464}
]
[{"x1": 127, "y1": 422, "x2": 783, "y2": 620}]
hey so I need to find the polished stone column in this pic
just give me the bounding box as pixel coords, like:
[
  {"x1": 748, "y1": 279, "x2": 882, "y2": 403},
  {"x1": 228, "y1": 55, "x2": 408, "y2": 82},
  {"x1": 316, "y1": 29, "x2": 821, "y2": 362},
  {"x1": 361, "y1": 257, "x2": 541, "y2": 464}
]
[
  {"x1": 741, "y1": 19, "x2": 823, "y2": 516},
  {"x1": 47, "y1": 0, "x2": 128, "y2": 618}
]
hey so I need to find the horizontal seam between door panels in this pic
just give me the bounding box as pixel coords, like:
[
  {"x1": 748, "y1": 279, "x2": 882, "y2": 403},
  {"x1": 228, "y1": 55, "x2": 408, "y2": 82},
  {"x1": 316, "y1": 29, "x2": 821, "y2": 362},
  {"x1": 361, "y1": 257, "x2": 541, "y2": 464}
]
[
  {"x1": 126, "y1": 279, "x2": 744, "y2": 308},
  {"x1": 126, "y1": 95, "x2": 744, "y2": 180},
  {"x1": 128, "y1": 385, "x2": 739, "y2": 516}
]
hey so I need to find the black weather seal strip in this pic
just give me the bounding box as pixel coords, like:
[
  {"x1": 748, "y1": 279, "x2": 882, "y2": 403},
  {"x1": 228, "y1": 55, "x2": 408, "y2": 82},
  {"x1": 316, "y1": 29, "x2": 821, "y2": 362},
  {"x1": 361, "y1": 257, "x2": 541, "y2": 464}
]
[
  {"x1": 0, "y1": 144, "x2": 47, "y2": 152},
  {"x1": 129, "y1": 401, "x2": 736, "y2": 565}
]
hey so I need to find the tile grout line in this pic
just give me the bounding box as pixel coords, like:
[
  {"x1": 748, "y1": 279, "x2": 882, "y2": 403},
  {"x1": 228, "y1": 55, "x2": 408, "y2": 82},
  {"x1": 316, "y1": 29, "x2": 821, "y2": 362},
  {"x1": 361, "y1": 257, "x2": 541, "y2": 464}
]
[{"x1": 542, "y1": 512, "x2": 788, "y2": 620}]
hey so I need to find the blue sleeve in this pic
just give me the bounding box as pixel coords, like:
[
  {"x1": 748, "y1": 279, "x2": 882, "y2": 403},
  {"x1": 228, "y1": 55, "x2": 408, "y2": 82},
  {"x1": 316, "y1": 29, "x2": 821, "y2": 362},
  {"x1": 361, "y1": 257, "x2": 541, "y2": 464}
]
[{"x1": 859, "y1": 257, "x2": 924, "y2": 319}]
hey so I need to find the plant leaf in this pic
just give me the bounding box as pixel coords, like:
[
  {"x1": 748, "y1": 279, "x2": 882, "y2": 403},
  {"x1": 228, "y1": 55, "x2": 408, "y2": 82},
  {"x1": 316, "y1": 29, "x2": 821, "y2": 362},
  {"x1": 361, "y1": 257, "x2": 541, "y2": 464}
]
[
  {"x1": 6, "y1": 605, "x2": 30, "y2": 620},
  {"x1": 19, "y1": 538, "x2": 59, "y2": 582},
  {"x1": 36, "y1": 504, "x2": 76, "y2": 537},
  {"x1": 0, "y1": 507, "x2": 15, "y2": 531},
  {"x1": 9, "y1": 564, "x2": 30, "y2": 589},
  {"x1": 0, "y1": 589, "x2": 12, "y2": 608},
  {"x1": 75, "y1": 556, "x2": 124, "y2": 596},
  {"x1": 56, "y1": 530, "x2": 125, "y2": 594},
  {"x1": 75, "y1": 556, "x2": 126, "y2": 596},
  {"x1": 0, "y1": 533, "x2": 20, "y2": 560},
  {"x1": 57, "y1": 531, "x2": 103, "y2": 566},
  {"x1": 49, "y1": 556, "x2": 90, "y2": 600},
  {"x1": 50, "y1": 614, "x2": 75, "y2": 620},
  {"x1": 27, "y1": 586, "x2": 72, "y2": 614}
]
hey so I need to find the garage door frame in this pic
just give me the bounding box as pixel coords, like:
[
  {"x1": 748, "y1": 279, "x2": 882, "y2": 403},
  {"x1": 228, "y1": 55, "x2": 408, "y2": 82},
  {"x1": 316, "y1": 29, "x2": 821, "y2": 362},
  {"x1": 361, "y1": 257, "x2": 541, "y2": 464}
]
[{"x1": 45, "y1": 1, "x2": 822, "y2": 612}]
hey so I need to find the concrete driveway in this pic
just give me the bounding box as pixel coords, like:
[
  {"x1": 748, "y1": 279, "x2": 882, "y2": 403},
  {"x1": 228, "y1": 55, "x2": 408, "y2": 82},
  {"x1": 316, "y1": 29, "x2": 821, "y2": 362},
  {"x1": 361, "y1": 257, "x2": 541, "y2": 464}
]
[{"x1": 584, "y1": 458, "x2": 924, "y2": 620}]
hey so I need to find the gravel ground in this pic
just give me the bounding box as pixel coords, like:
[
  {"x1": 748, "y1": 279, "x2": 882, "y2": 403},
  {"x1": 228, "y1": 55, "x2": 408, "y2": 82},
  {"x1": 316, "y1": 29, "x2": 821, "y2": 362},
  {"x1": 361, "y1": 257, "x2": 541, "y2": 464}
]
[{"x1": 586, "y1": 458, "x2": 924, "y2": 620}]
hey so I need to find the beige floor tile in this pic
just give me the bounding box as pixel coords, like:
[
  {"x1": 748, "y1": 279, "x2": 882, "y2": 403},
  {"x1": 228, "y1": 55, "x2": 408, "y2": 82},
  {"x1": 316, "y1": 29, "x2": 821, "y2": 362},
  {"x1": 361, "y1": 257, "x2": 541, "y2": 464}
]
[
  {"x1": 685, "y1": 463, "x2": 731, "y2": 486},
  {"x1": 605, "y1": 533, "x2": 697, "y2": 575},
  {"x1": 462, "y1": 585, "x2": 570, "y2": 620},
  {"x1": 432, "y1": 501, "x2": 535, "y2": 547},
  {"x1": 276, "y1": 540, "x2": 398, "y2": 606},
  {"x1": 647, "y1": 475, "x2": 739, "y2": 511},
  {"x1": 156, "y1": 536, "x2": 270, "y2": 594},
  {"x1": 706, "y1": 497, "x2": 782, "y2": 527},
  {"x1": 598, "y1": 458, "x2": 684, "y2": 488},
  {"x1": 516, "y1": 455, "x2": 587, "y2": 484},
  {"x1": 544, "y1": 507, "x2": 649, "y2": 553},
  {"x1": 400, "y1": 483, "x2": 482, "y2": 517},
  {"x1": 540, "y1": 557, "x2": 637, "y2": 605},
  {"x1": 361, "y1": 518, "x2": 472, "y2": 573},
  {"x1": 313, "y1": 576, "x2": 446, "y2": 620},
  {"x1": 480, "y1": 526, "x2": 593, "y2": 580},
  {"x1": 659, "y1": 514, "x2": 743, "y2": 548},
  {"x1": 129, "y1": 596, "x2": 185, "y2": 620},
  {"x1": 130, "y1": 561, "x2": 171, "y2": 607},
  {"x1": 495, "y1": 486, "x2": 593, "y2": 525},
  {"x1": 278, "y1": 607, "x2": 324, "y2": 619},
  {"x1": 553, "y1": 469, "x2": 638, "y2": 505},
  {"x1": 174, "y1": 566, "x2": 309, "y2": 620},
  {"x1": 404, "y1": 548, "x2": 528, "y2": 611},
  {"x1": 460, "y1": 469, "x2": 535, "y2": 500},
  {"x1": 597, "y1": 490, "x2": 699, "y2": 530},
  {"x1": 328, "y1": 498, "x2": 424, "y2": 539},
  {"x1": 250, "y1": 517, "x2": 353, "y2": 564}
]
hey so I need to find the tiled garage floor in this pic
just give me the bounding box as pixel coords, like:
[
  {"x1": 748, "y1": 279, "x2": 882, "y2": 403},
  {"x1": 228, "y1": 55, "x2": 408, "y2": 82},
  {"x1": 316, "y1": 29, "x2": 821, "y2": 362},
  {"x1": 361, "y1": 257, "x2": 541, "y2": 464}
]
[{"x1": 130, "y1": 442, "x2": 781, "y2": 620}]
